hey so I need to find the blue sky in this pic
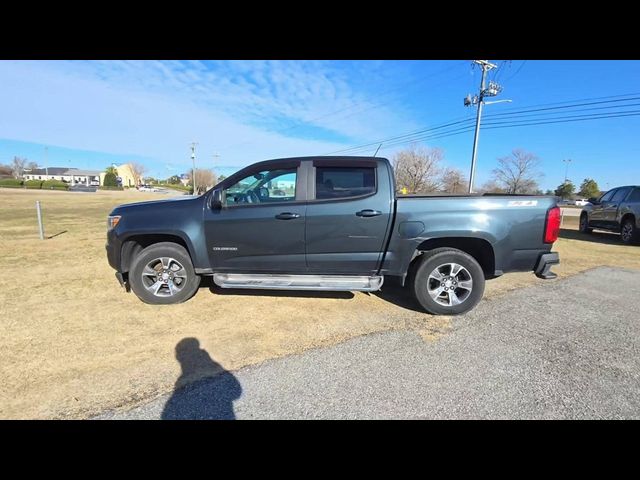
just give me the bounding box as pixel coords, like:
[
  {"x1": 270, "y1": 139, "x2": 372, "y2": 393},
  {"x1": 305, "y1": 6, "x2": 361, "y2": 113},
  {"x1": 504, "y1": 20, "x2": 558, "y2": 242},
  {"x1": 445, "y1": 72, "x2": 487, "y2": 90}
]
[{"x1": 1, "y1": 60, "x2": 639, "y2": 190}]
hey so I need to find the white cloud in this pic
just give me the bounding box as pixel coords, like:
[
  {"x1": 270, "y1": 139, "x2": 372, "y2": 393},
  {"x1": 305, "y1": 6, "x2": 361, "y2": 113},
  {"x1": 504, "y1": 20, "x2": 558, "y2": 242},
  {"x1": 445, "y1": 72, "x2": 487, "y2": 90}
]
[{"x1": 0, "y1": 60, "x2": 421, "y2": 176}]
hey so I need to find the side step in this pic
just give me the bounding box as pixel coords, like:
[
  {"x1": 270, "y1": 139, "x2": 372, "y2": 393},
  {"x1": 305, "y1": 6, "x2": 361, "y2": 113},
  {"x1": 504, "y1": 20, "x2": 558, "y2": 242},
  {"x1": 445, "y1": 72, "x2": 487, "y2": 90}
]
[{"x1": 213, "y1": 273, "x2": 384, "y2": 292}]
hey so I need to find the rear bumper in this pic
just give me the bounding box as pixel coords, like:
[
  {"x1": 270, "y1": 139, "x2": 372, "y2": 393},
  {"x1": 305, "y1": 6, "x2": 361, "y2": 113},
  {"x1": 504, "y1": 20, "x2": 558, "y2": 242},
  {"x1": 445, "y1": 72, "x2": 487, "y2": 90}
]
[{"x1": 534, "y1": 252, "x2": 560, "y2": 279}]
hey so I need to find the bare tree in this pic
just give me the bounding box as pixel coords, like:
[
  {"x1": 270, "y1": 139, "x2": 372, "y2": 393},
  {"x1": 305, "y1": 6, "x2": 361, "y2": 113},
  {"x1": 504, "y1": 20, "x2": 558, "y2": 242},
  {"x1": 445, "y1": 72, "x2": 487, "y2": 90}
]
[
  {"x1": 189, "y1": 168, "x2": 217, "y2": 195},
  {"x1": 440, "y1": 167, "x2": 468, "y2": 193},
  {"x1": 393, "y1": 145, "x2": 443, "y2": 194},
  {"x1": 476, "y1": 180, "x2": 506, "y2": 194},
  {"x1": 11, "y1": 156, "x2": 27, "y2": 179},
  {"x1": 130, "y1": 162, "x2": 147, "y2": 186},
  {"x1": 491, "y1": 149, "x2": 542, "y2": 194}
]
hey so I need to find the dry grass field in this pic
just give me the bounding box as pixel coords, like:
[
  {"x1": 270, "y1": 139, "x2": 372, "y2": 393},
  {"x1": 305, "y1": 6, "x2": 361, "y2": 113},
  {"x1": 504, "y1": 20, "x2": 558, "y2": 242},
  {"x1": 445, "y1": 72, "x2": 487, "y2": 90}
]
[{"x1": 1, "y1": 188, "x2": 639, "y2": 419}]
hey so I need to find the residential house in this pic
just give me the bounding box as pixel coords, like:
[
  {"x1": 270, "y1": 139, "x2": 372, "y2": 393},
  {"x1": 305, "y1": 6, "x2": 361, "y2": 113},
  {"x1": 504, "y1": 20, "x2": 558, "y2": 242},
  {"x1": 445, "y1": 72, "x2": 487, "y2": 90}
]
[{"x1": 23, "y1": 167, "x2": 101, "y2": 185}]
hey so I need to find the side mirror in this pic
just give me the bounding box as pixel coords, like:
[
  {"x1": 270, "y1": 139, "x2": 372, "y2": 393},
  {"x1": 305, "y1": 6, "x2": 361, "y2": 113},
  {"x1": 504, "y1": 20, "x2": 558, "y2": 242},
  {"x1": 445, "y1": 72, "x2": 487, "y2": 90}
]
[
  {"x1": 588, "y1": 197, "x2": 599, "y2": 204},
  {"x1": 210, "y1": 189, "x2": 224, "y2": 210}
]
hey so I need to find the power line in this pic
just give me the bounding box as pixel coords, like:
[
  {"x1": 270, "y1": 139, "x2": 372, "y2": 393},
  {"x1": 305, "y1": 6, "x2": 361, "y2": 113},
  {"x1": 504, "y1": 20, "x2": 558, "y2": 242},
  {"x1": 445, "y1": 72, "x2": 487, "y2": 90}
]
[
  {"x1": 326, "y1": 92, "x2": 640, "y2": 156},
  {"x1": 340, "y1": 109, "x2": 640, "y2": 156},
  {"x1": 503, "y1": 60, "x2": 527, "y2": 82}
]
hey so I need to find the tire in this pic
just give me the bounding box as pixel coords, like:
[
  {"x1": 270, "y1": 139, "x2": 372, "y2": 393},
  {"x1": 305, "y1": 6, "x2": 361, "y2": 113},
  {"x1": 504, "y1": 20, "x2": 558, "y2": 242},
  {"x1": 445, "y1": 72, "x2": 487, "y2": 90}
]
[
  {"x1": 129, "y1": 242, "x2": 201, "y2": 305},
  {"x1": 620, "y1": 218, "x2": 639, "y2": 245},
  {"x1": 579, "y1": 213, "x2": 592, "y2": 234},
  {"x1": 409, "y1": 247, "x2": 485, "y2": 316}
]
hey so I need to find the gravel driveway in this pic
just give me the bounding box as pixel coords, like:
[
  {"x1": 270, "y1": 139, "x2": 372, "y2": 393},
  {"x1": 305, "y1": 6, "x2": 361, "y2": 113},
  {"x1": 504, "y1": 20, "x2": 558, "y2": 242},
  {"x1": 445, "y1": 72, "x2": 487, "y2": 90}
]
[{"x1": 97, "y1": 266, "x2": 640, "y2": 419}]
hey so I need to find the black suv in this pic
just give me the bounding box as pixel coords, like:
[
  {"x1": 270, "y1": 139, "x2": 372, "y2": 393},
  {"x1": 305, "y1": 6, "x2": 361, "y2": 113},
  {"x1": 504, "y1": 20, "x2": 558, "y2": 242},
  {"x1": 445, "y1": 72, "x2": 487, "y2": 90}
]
[{"x1": 579, "y1": 186, "x2": 640, "y2": 244}]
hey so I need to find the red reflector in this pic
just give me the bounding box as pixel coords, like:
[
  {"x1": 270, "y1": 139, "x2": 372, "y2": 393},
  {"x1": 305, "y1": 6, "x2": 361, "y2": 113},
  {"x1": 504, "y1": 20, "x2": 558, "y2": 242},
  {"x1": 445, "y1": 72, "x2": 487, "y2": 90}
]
[{"x1": 544, "y1": 206, "x2": 561, "y2": 243}]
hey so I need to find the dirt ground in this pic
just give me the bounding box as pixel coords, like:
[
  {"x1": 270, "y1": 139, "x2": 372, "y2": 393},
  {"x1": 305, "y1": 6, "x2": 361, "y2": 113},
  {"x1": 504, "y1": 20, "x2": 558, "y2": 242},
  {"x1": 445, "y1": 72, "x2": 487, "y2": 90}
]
[{"x1": 1, "y1": 188, "x2": 639, "y2": 419}]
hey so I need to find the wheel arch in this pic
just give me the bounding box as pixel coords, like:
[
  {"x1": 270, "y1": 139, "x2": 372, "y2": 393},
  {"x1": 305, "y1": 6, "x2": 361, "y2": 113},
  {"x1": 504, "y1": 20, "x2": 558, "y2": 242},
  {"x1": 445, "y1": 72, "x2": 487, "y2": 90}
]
[
  {"x1": 411, "y1": 237, "x2": 496, "y2": 279},
  {"x1": 120, "y1": 233, "x2": 193, "y2": 274},
  {"x1": 621, "y1": 212, "x2": 636, "y2": 229}
]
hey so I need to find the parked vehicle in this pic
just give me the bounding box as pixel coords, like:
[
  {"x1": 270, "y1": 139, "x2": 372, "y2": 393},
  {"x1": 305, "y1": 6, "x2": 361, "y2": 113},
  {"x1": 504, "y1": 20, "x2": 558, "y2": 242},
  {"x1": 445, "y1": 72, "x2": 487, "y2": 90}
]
[
  {"x1": 574, "y1": 198, "x2": 590, "y2": 206},
  {"x1": 579, "y1": 185, "x2": 640, "y2": 244},
  {"x1": 138, "y1": 184, "x2": 158, "y2": 192},
  {"x1": 106, "y1": 156, "x2": 560, "y2": 315}
]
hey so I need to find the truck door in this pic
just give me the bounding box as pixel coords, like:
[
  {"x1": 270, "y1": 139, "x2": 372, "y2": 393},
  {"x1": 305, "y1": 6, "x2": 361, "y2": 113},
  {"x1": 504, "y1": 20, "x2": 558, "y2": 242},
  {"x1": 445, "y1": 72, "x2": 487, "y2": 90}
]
[
  {"x1": 590, "y1": 188, "x2": 616, "y2": 226},
  {"x1": 204, "y1": 160, "x2": 307, "y2": 272},
  {"x1": 304, "y1": 158, "x2": 394, "y2": 275},
  {"x1": 604, "y1": 187, "x2": 631, "y2": 227}
]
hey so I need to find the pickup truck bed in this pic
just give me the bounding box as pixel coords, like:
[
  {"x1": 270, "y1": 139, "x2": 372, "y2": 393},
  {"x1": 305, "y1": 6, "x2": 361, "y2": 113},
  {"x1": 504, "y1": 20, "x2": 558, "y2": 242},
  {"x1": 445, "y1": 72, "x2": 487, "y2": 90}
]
[{"x1": 106, "y1": 156, "x2": 560, "y2": 315}]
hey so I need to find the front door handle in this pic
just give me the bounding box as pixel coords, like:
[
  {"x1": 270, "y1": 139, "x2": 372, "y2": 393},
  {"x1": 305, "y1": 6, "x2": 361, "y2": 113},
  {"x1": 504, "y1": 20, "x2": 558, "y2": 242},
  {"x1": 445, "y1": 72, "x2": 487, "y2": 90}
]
[
  {"x1": 275, "y1": 212, "x2": 300, "y2": 220},
  {"x1": 356, "y1": 209, "x2": 382, "y2": 217}
]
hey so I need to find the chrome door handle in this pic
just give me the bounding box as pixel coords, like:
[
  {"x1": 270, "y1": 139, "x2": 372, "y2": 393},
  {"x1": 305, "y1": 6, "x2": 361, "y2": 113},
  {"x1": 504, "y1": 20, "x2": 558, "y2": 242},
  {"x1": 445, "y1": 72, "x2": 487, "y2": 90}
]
[
  {"x1": 356, "y1": 209, "x2": 382, "y2": 217},
  {"x1": 275, "y1": 212, "x2": 300, "y2": 220}
]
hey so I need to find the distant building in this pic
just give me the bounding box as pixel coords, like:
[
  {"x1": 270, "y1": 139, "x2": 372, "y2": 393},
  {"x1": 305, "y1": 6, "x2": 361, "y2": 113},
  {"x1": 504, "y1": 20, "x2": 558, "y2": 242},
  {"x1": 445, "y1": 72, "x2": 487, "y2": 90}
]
[
  {"x1": 99, "y1": 164, "x2": 138, "y2": 187},
  {"x1": 180, "y1": 173, "x2": 190, "y2": 186},
  {"x1": 23, "y1": 167, "x2": 101, "y2": 186}
]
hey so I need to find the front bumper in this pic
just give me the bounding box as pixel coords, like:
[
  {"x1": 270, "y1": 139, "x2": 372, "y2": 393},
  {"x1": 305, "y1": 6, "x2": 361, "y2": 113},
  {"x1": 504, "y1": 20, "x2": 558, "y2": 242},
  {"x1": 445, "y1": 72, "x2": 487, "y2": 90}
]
[{"x1": 534, "y1": 252, "x2": 560, "y2": 279}]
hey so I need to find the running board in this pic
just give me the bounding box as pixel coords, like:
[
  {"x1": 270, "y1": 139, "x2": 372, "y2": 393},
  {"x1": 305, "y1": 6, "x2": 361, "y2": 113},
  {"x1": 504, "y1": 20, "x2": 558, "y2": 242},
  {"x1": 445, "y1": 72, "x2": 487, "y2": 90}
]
[{"x1": 213, "y1": 273, "x2": 384, "y2": 292}]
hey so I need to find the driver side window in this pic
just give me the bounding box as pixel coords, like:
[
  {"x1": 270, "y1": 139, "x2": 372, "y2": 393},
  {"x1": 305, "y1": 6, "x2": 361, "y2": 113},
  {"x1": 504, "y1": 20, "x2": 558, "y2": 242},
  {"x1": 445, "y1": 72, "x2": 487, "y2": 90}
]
[{"x1": 224, "y1": 168, "x2": 297, "y2": 206}]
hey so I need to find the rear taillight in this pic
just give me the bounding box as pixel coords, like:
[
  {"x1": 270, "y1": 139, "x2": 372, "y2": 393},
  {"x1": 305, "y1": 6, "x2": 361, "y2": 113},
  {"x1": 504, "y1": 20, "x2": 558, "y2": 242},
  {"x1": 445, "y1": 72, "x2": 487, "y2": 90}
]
[{"x1": 544, "y1": 206, "x2": 561, "y2": 243}]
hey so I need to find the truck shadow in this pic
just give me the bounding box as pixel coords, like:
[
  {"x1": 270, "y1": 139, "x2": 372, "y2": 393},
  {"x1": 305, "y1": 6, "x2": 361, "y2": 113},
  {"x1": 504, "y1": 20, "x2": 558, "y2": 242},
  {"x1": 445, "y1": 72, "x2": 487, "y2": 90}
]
[
  {"x1": 368, "y1": 276, "x2": 425, "y2": 313},
  {"x1": 201, "y1": 275, "x2": 426, "y2": 309},
  {"x1": 560, "y1": 228, "x2": 626, "y2": 246}
]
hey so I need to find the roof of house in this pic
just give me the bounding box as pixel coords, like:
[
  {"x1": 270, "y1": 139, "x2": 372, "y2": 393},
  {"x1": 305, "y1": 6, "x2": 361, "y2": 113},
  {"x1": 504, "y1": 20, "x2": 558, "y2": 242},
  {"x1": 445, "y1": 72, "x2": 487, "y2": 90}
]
[{"x1": 25, "y1": 167, "x2": 100, "y2": 176}]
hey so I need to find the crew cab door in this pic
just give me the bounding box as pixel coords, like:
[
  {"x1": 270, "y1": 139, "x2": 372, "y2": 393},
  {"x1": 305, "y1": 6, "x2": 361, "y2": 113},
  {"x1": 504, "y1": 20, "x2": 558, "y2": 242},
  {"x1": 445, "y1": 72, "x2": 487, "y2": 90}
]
[
  {"x1": 204, "y1": 160, "x2": 307, "y2": 272},
  {"x1": 604, "y1": 187, "x2": 631, "y2": 227},
  {"x1": 304, "y1": 159, "x2": 394, "y2": 274},
  {"x1": 590, "y1": 188, "x2": 616, "y2": 226}
]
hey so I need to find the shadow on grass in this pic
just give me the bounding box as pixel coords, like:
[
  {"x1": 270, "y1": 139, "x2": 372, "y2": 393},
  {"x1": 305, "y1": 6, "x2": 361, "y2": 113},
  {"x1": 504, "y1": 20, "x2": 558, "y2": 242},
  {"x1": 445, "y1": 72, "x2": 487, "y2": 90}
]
[
  {"x1": 47, "y1": 230, "x2": 68, "y2": 239},
  {"x1": 201, "y1": 273, "x2": 427, "y2": 311},
  {"x1": 560, "y1": 228, "x2": 627, "y2": 246}
]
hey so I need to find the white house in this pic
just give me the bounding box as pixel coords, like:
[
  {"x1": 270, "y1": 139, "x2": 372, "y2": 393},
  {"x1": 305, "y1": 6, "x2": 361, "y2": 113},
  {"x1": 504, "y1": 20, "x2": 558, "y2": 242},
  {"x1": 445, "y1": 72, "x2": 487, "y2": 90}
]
[{"x1": 23, "y1": 167, "x2": 102, "y2": 186}]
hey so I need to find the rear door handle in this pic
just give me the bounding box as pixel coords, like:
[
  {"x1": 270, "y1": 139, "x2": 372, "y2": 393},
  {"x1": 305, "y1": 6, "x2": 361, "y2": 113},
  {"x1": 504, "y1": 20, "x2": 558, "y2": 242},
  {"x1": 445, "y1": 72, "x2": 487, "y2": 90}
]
[
  {"x1": 275, "y1": 212, "x2": 300, "y2": 220},
  {"x1": 356, "y1": 209, "x2": 382, "y2": 217}
]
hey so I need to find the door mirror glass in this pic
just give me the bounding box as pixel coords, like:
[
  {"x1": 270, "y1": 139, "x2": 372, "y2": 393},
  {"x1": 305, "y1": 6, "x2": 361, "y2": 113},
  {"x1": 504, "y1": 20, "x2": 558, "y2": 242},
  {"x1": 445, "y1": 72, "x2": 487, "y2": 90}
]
[
  {"x1": 210, "y1": 189, "x2": 223, "y2": 210},
  {"x1": 588, "y1": 197, "x2": 599, "y2": 205}
]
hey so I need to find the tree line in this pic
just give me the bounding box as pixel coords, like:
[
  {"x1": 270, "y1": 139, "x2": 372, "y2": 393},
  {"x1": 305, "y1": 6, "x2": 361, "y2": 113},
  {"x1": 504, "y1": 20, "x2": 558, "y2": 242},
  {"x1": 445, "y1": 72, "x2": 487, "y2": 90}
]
[{"x1": 392, "y1": 145, "x2": 602, "y2": 197}]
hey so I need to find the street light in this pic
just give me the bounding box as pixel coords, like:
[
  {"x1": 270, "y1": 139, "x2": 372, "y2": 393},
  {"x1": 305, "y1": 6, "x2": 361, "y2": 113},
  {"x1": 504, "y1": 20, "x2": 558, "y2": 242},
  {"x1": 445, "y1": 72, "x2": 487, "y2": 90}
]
[{"x1": 562, "y1": 159, "x2": 573, "y2": 182}]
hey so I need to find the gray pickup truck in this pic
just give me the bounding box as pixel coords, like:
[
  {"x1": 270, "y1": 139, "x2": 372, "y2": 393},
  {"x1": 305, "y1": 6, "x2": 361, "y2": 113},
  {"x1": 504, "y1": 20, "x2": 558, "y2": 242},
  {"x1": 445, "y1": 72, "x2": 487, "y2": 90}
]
[
  {"x1": 579, "y1": 185, "x2": 640, "y2": 244},
  {"x1": 106, "y1": 156, "x2": 560, "y2": 315}
]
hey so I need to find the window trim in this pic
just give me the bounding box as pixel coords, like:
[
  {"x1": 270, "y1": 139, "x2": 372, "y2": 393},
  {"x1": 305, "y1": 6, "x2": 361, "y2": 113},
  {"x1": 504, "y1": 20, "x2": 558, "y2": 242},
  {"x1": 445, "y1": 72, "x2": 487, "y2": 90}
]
[{"x1": 308, "y1": 164, "x2": 378, "y2": 203}]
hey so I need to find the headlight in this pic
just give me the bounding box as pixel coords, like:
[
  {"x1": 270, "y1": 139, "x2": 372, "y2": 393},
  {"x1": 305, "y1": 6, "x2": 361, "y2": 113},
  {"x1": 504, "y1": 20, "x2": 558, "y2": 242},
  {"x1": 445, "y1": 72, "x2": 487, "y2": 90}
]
[{"x1": 107, "y1": 215, "x2": 121, "y2": 230}]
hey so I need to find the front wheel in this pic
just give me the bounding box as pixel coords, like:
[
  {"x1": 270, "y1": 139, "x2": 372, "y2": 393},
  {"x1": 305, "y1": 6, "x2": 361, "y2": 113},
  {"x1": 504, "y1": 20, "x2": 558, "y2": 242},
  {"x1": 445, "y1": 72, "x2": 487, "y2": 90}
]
[
  {"x1": 409, "y1": 248, "x2": 485, "y2": 315},
  {"x1": 129, "y1": 242, "x2": 201, "y2": 304},
  {"x1": 621, "y1": 218, "x2": 639, "y2": 245},
  {"x1": 579, "y1": 213, "x2": 592, "y2": 234}
]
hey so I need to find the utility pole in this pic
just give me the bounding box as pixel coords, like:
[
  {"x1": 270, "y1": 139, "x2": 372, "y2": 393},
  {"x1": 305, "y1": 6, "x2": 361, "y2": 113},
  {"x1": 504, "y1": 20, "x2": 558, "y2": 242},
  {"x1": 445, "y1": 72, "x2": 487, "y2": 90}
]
[
  {"x1": 463, "y1": 60, "x2": 511, "y2": 193},
  {"x1": 562, "y1": 158, "x2": 572, "y2": 182},
  {"x1": 190, "y1": 142, "x2": 198, "y2": 195},
  {"x1": 44, "y1": 146, "x2": 49, "y2": 178}
]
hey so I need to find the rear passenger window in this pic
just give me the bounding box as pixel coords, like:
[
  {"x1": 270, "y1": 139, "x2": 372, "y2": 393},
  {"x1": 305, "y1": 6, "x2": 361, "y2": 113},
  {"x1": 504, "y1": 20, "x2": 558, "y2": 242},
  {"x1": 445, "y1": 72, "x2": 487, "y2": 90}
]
[
  {"x1": 628, "y1": 188, "x2": 640, "y2": 202},
  {"x1": 611, "y1": 187, "x2": 631, "y2": 203},
  {"x1": 315, "y1": 167, "x2": 375, "y2": 200}
]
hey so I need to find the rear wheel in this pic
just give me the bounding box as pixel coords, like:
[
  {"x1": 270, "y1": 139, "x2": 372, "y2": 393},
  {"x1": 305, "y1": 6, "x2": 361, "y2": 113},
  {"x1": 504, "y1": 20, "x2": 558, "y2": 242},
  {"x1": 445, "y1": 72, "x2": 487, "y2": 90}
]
[
  {"x1": 129, "y1": 242, "x2": 201, "y2": 304},
  {"x1": 579, "y1": 213, "x2": 592, "y2": 234},
  {"x1": 621, "y1": 218, "x2": 638, "y2": 245},
  {"x1": 409, "y1": 248, "x2": 485, "y2": 315}
]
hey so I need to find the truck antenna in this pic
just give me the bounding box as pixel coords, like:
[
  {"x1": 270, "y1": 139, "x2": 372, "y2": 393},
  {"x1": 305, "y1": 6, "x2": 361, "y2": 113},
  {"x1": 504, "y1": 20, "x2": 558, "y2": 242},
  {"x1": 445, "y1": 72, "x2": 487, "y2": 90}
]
[{"x1": 373, "y1": 143, "x2": 382, "y2": 157}]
